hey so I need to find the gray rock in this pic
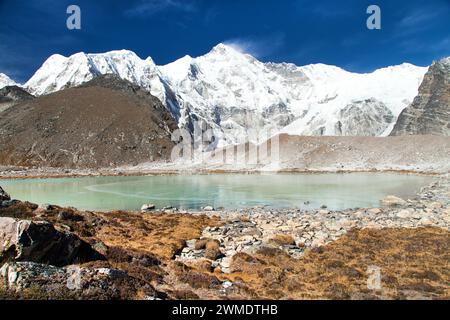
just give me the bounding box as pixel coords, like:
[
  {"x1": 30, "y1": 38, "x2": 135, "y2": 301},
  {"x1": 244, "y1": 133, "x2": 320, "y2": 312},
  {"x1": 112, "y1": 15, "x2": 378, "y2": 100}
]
[
  {"x1": 381, "y1": 195, "x2": 407, "y2": 207},
  {"x1": 0, "y1": 186, "x2": 10, "y2": 201},
  {"x1": 391, "y1": 57, "x2": 450, "y2": 136},
  {"x1": 141, "y1": 204, "x2": 156, "y2": 212},
  {"x1": 38, "y1": 203, "x2": 54, "y2": 210},
  {"x1": 0, "y1": 217, "x2": 104, "y2": 266}
]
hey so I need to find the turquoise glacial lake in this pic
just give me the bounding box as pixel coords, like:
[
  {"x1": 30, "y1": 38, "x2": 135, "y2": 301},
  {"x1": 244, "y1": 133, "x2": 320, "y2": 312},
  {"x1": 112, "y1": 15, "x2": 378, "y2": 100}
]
[{"x1": 0, "y1": 173, "x2": 433, "y2": 211}]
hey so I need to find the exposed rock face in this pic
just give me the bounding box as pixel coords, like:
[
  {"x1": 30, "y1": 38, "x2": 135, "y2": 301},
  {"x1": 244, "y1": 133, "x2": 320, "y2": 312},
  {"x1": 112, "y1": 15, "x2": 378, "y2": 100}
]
[
  {"x1": 0, "y1": 186, "x2": 10, "y2": 201},
  {"x1": 391, "y1": 58, "x2": 450, "y2": 136},
  {"x1": 336, "y1": 99, "x2": 394, "y2": 136},
  {"x1": 0, "y1": 86, "x2": 33, "y2": 103},
  {"x1": 0, "y1": 75, "x2": 177, "y2": 168},
  {"x1": 0, "y1": 86, "x2": 33, "y2": 113},
  {"x1": 0, "y1": 217, "x2": 104, "y2": 266}
]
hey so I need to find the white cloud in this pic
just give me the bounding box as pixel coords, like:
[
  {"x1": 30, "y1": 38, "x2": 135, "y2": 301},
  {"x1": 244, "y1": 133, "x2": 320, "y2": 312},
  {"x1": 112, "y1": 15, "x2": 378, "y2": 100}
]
[{"x1": 223, "y1": 34, "x2": 285, "y2": 59}]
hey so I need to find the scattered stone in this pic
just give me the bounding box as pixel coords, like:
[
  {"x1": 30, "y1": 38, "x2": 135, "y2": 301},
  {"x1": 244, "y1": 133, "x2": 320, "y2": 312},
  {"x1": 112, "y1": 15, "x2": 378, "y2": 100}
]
[
  {"x1": 396, "y1": 209, "x2": 412, "y2": 219},
  {"x1": 175, "y1": 177, "x2": 449, "y2": 272},
  {"x1": 141, "y1": 204, "x2": 156, "y2": 212},
  {"x1": 381, "y1": 195, "x2": 407, "y2": 207},
  {"x1": 38, "y1": 203, "x2": 54, "y2": 211}
]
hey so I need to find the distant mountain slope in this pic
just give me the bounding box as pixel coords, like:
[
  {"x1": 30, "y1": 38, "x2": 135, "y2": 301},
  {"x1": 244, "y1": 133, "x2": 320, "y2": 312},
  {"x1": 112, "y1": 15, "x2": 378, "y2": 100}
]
[
  {"x1": 0, "y1": 75, "x2": 177, "y2": 168},
  {"x1": 391, "y1": 57, "x2": 450, "y2": 136},
  {"x1": 20, "y1": 45, "x2": 428, "y2": 144},
  {"x1": 0, "y1": 86, "x2": 34, "y2": 113},
  {"x1": 0, "y1": 73, "x2": 18, "y2": 89}
]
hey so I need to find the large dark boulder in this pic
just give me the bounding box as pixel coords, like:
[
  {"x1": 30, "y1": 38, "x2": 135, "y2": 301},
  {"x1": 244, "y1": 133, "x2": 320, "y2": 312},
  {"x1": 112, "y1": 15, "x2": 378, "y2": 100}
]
[
  {"x1": 0, "y1": 217, "x2": 104, "y2": 266},
  {"x1": 0, "y1": 186, "x2": 10, "y2": 201}
]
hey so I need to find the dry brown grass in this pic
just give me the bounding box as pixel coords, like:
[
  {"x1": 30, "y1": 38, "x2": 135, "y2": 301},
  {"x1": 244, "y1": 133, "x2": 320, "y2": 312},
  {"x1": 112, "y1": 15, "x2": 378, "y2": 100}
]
[
  {"x1": 269, "y1": 234, "x2": 296, "y2": 246},
  {"x1": 223, "y1": 227, "x2": 450, "y2": 300},
  {"x1": 95, "y1": 212, "x2": 220, "y2": 260},
  {"x1": 2, "y1": 201, "x2": 448, "y2": 300}
]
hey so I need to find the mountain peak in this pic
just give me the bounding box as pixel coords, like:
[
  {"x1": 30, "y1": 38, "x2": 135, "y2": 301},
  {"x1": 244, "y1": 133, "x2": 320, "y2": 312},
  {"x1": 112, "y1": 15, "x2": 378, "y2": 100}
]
[
  {"x1": 208, "y1": 43, "x2": 241, "y2": 56},
  {"x1": 0, "y1": 73, "x2": 18, "y2": 89},
  {"x1": 434, "y1": 56, "x2": 450, "y2": 70}
]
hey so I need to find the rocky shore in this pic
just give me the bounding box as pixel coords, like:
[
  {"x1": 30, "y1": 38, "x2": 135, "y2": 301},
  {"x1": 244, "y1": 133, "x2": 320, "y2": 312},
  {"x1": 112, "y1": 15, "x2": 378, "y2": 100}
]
[
  {"x1": 0, "y1": 175, "x2": 449, "y2": 300},
  {"x1": 178, "y1": 176, "x2": 450, "y2": 271}
]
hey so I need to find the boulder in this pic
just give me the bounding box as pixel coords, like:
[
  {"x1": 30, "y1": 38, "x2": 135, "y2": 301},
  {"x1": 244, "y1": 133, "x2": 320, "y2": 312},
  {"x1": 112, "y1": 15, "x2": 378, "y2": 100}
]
[
  {"x1": 381, "y1": 195, "x2": 407, "y2": 207},
  {"x1": 0, "y1": 217, "x2": 104, "y2": 266},
  {"x1": 38, "y1": 203, "x2": 54, "y2": 211},
  {"x1": 204, "y1": 240, "x2": 223, "y2": 260},
  {"x1": 141, "y1": 204, "x2": 156, "y2": 212},
  {"x1": 396, "y1": 209, "x2": 412, "y2": 219},
  {"x1": 203, "y1": 206, "x2": 215, "y2": 212},
  {"x1": 0, "y1": 186, "x2": 10, "y2": 201}
]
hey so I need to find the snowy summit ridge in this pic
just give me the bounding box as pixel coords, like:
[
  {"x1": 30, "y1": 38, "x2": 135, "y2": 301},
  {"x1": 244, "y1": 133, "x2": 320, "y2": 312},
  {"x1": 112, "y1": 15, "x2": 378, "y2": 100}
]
[
  {"x1": 0, "y1": 73, "x2": 18, "y2": 89},
  {"x1": 2, "y1": 44, "x2": 429, "y2": 142}
]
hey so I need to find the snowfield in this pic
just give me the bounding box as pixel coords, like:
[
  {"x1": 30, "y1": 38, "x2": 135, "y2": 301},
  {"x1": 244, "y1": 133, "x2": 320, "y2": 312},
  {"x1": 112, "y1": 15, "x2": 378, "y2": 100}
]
[{"x1": 3, "y1": 44, "x2": 429, "y2": 145}]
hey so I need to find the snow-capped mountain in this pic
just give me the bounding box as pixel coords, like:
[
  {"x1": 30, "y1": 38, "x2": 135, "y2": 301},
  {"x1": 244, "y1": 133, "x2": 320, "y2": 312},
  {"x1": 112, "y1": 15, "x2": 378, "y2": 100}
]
[
  {"x1": 21, "y1": 44, "x2": 428, "y2": 144},
  {"x1": 0, "y1": 73, "x2": 18, "y2": 89},
  {"x1": 161, "y1": 44, "x2": 427, "y2": 143},
  {"x1": 25, "y1": 50, "x2": 175, "y2": 109}
]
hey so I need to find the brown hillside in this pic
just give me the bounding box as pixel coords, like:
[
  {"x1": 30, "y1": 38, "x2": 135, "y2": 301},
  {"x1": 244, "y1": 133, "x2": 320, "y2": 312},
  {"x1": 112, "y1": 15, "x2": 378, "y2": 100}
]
[{"x1": 0, "y1": 75, "x2": 177, "y2": 168}]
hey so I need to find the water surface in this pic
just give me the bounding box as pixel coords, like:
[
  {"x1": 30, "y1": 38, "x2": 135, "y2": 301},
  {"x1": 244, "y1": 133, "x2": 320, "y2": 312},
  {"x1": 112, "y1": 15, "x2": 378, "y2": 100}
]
[{"x1": 0, "y1": 173, "x2": 433, "y2": 211}]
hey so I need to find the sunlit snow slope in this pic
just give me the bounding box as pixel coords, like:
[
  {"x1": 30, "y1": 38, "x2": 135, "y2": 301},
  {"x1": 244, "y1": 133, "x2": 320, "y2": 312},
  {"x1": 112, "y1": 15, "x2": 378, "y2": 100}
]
[{"x1": 20, "y1": 44, "x2": 428, "y2": 143}]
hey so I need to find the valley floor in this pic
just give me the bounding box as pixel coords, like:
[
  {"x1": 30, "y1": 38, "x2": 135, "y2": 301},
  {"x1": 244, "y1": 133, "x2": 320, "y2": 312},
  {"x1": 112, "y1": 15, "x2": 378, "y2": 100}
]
[
  {"x1": 0, "y1": 174, "x2": 449, "y2": 300},
  {"x1": 1, "y1": 135, "x2": 449, "y2": 179}
]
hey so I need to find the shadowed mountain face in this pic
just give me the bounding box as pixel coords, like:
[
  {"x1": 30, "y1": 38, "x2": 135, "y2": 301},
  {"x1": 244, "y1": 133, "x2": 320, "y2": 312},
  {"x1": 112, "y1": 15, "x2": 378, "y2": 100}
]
[
  {"x1": 391, "y1": 58, "x2": 450, "y2": 136},
  {"x1": 0, "y1": 75, "x2": 177, "y2": 168},
  {"x1": 0, "y1": 86, "x2": 34, "y2": 113}
]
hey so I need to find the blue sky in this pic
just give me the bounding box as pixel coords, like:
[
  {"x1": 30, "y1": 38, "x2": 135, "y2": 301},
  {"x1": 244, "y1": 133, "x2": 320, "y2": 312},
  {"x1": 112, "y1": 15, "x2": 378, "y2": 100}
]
[{"x1": 0, "y1": 0, "x2": 449, "y2": 82}]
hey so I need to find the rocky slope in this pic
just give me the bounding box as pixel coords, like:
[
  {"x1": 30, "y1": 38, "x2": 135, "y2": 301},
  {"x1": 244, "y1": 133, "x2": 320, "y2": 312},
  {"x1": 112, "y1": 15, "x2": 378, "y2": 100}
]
[
  {"x1": 391, "y1": 57, "x2": 450, "y2": 136},
  {"x1": 0, "y1": 86, "x2": 34, "y2": 113},
  {"x1": 0, "y1": 75, "x2": 177, "y2": 168},
  {"x1": 175, "y1": 134, "x2": 450, "y2": 174},
  {"x1": 13, "y1": 45, "x2": 428, "y2": 146}
]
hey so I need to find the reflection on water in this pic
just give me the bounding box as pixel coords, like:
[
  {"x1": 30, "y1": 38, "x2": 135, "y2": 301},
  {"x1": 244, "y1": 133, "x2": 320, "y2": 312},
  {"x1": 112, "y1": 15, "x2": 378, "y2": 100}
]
[{"x1": 0, "y1": 173, "x2": 433, "y2": 211}]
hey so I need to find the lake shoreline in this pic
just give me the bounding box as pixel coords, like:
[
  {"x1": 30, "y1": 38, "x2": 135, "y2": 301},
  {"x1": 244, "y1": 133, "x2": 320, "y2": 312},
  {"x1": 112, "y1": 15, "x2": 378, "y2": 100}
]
[
  {"x1": 1, "y1": 174, "x2": 449, "y2": 299},
  {"x1": 0, "y1": 165, "x2": 445, "y2": 181},
  {"x1": 0, "y1": 171, "x2": 437, "y2": 212}
]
